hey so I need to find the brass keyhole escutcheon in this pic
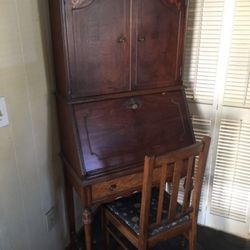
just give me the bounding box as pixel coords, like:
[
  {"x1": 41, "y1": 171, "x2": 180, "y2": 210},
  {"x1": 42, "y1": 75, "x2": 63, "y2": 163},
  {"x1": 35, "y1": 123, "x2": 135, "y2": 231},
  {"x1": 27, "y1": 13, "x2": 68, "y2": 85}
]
[{"x1": 109, "y1": 184, "x2": 117, "y2": 191}]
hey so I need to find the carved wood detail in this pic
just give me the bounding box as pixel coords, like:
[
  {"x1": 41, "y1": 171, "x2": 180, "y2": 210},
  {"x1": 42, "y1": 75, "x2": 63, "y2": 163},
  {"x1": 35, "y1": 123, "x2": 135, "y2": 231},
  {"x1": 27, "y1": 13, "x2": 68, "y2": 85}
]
[
  {"x1": 72, "y1": 0, "x2": 95, "y2": 9},
  {"x1": 161, "y1": 0, "x2": 182, "y2": 10}
]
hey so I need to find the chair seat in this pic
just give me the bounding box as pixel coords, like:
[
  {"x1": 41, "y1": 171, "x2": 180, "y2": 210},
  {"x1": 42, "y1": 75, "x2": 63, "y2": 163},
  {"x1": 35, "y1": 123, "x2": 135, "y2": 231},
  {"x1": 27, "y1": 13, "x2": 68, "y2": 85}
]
[{"x1": 105, "y1": 188, "x2": 191, "y2": 236}]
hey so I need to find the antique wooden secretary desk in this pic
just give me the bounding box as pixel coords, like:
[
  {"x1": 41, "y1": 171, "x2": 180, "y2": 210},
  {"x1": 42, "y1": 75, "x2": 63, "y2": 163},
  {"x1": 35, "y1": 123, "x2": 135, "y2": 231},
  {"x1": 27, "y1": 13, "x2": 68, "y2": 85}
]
[{"x1": 49, "y1": 0, "x2": 194, "y2": 249}]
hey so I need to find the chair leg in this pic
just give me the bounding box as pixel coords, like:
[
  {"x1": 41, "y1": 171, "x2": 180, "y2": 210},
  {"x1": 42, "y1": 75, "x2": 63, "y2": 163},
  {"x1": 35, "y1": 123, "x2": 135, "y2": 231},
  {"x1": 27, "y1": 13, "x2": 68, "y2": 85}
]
[
  {"x1": 138, "y1": 239, "x2": 147, "y2": 250},
  {"x1": 188, "y1": 221, "x2": 197, "y2": 250},
  {"x1": 101, "y1": 207, "x2": 109, "y2": 250},
  {"x1": 105, "y1": 230, "x2": 111, "y2": 250}
]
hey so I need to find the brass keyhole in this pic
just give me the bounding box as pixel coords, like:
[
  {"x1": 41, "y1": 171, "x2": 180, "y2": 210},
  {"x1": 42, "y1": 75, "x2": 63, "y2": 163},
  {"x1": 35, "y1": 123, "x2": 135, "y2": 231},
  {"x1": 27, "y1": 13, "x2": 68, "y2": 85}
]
[{"x1": 109, "y1": 184, "x2": 117, "y2": 191}]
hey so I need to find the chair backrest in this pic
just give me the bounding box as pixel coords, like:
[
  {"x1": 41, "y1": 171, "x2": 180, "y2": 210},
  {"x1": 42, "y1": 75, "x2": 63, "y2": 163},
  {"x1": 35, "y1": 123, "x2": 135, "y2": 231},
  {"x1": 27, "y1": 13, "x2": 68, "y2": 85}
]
[{"x1": 139, "y1": 136, "x2": 211, "y2": 240}]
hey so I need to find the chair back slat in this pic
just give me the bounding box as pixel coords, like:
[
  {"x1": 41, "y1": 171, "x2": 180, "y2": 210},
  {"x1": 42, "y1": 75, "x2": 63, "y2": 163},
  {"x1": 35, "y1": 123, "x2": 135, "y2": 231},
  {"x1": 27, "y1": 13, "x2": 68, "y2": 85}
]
[
  {"x1": 182, "y1": 156, "x2": 195, "y2": 213},
  {"x1": 139, "y1": 156, "x2": 155, "y2": 241},
  {"x1": 167, "y1": 160, "x2": 183, "y2": 222},
  {"x1": 156, "y1": 165, "x2": 168, "y2": 224}
]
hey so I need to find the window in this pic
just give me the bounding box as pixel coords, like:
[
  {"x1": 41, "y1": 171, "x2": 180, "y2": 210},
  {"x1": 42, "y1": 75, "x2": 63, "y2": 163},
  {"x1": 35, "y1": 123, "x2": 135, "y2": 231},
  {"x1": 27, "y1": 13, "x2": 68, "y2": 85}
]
[
  {"x1": 184, "y1": 0, "x2": 224, "y2": 104},
  {"x1": 184, "y1": 0, "x2": 250, "y2": 238}
]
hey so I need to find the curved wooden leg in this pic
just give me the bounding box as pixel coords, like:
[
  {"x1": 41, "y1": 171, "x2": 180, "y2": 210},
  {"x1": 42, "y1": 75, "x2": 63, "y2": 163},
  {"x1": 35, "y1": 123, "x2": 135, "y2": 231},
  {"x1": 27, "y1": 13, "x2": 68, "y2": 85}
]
[{"x1": 83, "y1": 208, "x2": 93, "y2": 250}]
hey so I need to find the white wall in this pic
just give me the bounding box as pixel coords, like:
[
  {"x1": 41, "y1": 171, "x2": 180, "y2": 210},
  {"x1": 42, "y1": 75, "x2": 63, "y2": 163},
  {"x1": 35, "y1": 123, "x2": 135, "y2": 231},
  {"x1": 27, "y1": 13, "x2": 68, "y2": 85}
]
[{"x1": 0, "y1": 0, "x2": 68, "y2": 249}]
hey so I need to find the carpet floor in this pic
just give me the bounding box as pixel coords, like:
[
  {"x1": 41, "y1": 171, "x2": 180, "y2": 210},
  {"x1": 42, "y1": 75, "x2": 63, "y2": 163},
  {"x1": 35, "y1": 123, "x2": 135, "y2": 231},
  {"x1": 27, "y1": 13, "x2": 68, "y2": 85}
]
[{"x1": 71, "y1": 212, "x2": 250, "y2": 250}]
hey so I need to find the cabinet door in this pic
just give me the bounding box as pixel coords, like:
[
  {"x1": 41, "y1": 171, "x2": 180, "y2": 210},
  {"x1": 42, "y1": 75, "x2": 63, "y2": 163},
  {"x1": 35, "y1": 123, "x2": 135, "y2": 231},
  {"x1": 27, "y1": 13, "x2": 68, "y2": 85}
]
[
  {"x1": 65, "y1": 0, "x2": 131, "y2": 97},
  {"x1": 74, "y1": 91, "x2": 194, "y2": 174},
  {"x1": 132, "y1": 0, "x2": 185, "y2": 90}
]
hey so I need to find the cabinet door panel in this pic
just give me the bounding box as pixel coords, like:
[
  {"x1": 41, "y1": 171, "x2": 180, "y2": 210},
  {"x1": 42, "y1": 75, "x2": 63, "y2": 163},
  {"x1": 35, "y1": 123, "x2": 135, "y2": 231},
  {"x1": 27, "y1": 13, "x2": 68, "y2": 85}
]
[
  {"x1": 133, "y1": 0, "x2": 183, "y2": 90},
  {"x1": 74, "y1": 91, "x2": 194, "y2": 174},
  {"x1": 65, "y1": 0, "x2": 131, "y2": 97}
]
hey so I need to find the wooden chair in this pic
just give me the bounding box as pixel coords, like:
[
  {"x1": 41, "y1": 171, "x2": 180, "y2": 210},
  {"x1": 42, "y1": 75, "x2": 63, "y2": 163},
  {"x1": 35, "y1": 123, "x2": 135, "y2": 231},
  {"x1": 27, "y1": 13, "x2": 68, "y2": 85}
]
[{"x1": 103, "y1": 136, "x2": 211, "y2": 250}]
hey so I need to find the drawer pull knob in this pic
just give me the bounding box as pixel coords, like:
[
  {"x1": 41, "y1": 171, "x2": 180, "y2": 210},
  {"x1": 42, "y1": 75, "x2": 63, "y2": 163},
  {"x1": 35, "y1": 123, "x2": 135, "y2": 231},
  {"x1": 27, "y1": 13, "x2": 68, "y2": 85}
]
[
  {"x1": 138, "y1": 37, "x2": 145, "y2": 42},
  {"x1": 109, "y1": 184, "x2": 117, "y2": 191},
  {"x1": 130, "y1": 103, "x2": 139, "y2": 110},
  {"x1": 117, "y1": 36, "x2": 127, "y2": 43},
  {"x1": 125, "y1": 97, "x2": 142, "y2": 110}
]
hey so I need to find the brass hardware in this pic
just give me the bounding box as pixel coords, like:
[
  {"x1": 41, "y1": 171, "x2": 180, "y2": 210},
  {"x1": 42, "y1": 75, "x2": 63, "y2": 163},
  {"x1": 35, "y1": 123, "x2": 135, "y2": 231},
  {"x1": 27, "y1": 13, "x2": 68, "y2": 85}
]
[
  {"x1": 124, "y1": 97, "x2": 142, "y2": 110},
  {"x1": 71, "y1": 0, "x2": 95, "y2": 9},
  {"x1": 130, "y1": 103, "x2": 139, "y2": 110},
  {"x1": 117, "y1": 36, "x2": 127, "y2": 43},
  {"x1": 138, "y1": 37, "x2": 145, "y2": 42},
  {"x1": 109, "y1": 184, "x2": 117, "y2": 191}
]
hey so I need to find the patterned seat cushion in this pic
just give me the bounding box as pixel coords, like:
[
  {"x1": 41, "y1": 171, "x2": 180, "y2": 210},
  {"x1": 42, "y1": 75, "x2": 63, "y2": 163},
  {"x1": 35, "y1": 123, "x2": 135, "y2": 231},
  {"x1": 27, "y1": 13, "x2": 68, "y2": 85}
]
[{"x1": 105, "y1": 188, "x2": 191, "y2": 236}]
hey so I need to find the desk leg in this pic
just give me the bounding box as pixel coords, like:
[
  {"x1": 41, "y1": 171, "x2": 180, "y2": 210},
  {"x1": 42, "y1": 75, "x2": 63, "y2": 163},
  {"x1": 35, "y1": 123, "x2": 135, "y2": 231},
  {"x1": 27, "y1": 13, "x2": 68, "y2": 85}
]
[
  {"x1": 83, "y1": 209, "x2": 92, "y2": 250},
  {"x1": 65, "y1": 177, "x2": 76, "y2": 247}
]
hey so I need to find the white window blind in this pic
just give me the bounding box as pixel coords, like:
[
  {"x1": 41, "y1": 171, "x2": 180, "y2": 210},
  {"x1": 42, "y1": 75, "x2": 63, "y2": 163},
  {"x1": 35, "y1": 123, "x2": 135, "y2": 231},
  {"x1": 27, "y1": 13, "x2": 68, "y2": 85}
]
[
  {"x1": 223, "y1": 0, "x2": 250, "y2": 107},
  {"x1": 184, "y1": 0, "x2": 250, "y2": 237},
  {"x1": 210, "y1": 0, "x2": 250, "y2": 226},
  {"x1": 183, "y1": 0, "x2": 224, "y2": 103},
  {"x1": 210, "y1": 119, "x2": 250, "y2": 222},
  {"x1": 191, "y1": 115, "x2": 211, "y2": 141}
]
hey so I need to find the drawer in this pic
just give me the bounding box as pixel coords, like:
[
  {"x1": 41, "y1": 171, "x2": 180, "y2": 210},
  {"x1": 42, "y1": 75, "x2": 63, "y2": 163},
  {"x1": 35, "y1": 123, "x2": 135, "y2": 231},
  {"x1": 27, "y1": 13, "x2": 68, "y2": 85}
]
[
  {"x1": 91, "y1": 172, "x2": 144, "y2": 203},
  {"x1": 91, "y1": 167, "x2": 167, "y2": 203}
]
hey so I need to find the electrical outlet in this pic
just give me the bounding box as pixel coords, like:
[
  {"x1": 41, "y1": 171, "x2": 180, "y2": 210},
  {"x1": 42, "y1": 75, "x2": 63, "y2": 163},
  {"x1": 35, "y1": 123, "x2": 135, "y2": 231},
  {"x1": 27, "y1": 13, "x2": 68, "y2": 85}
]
[
  {"x1": 0, "y1": 97, "x2": 9, "y2": 127},
  {"x1": 45, "y1": 207, "x2": 57, "y2": 231}
]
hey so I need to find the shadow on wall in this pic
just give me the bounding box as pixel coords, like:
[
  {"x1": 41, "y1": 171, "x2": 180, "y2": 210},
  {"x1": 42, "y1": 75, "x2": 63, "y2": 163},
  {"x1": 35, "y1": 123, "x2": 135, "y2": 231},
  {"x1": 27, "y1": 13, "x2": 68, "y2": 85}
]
[{"x1": 37, "y1": 0, "x2": 69, "y2": 248}]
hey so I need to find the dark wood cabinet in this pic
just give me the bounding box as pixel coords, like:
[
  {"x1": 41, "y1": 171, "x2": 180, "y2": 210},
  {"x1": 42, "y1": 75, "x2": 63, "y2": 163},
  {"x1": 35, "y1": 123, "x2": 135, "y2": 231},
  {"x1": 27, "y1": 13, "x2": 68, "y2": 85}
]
[
  {"x1": 58, "y1": 0, "x2": 187, "y2": 98},
  {"x1": 49, "y1": 0, "x2": 194, "y2": 249}
]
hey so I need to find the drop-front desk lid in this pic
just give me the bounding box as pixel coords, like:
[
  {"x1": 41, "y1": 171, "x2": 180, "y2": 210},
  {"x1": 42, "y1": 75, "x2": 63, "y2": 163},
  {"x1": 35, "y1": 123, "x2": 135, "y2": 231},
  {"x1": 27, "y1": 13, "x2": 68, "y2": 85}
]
[{"x1": 73, "y1": 90, "x2": 194, "y2": 176}]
